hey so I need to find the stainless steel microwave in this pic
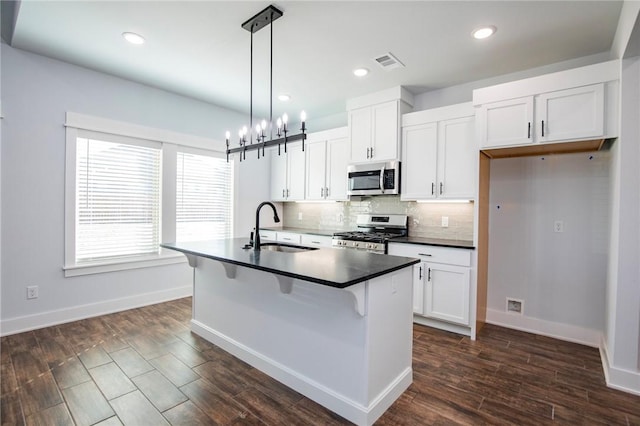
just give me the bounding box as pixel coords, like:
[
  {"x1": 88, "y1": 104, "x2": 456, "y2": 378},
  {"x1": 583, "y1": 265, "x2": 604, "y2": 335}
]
[{"x1": 347, "y1": 161, "x2": 400, "y2": 196}]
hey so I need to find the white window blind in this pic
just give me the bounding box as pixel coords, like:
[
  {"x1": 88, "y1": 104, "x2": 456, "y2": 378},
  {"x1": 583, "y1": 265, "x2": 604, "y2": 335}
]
[
  {"x1": 76, "y1": 137, "x2": 161, "y2": 262},
  {"x1": 176, "y1": 151, "x2": 233, "y2": 242}
]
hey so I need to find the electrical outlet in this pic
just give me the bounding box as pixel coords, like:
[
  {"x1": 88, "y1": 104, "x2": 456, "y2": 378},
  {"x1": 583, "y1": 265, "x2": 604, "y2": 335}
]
[
  {"x1": 27, "y1": 285, "x2": 39, "y2": 299},
  {"x1": 441, "y1": 216, "x2": 449, "y2": 228},
  {"x1": 554, "y1": 220, "x2": 564, "y2": 233},
  {"x1": 298, "y1": 212, "x2": 303, "y2": 221}
]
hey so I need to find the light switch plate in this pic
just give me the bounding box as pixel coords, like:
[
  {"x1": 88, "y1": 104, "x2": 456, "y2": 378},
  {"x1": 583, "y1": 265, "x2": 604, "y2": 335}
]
[{"x1": 441, "y1": 216, "x2": 449, "y2": 228}]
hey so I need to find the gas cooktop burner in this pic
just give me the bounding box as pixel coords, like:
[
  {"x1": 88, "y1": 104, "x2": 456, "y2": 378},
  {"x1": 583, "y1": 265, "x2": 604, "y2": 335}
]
[
  {"x1": 332, "y1": 231, "x2": 400, "y2": 243},
  {"x1": 332, "y1": 214, "x2": 409, "y2": 253}
]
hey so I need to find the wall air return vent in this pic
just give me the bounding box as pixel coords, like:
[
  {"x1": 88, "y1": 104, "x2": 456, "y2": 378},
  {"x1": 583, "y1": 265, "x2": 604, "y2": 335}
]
[{"x1": 374, "y1": 52, "x2": 405, "y2": 71}]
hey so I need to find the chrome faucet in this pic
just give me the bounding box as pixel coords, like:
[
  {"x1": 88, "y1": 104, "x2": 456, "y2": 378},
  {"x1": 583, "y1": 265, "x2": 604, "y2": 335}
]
[{"x1": 254, "y1": 201, "x2": 280, "y2": 250}]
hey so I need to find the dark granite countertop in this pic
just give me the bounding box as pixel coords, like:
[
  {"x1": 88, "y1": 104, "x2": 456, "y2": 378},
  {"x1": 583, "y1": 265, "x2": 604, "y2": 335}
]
[
  {"x1": 161, "y1": 238, "x2": 419, "y2": 289},
  {"x1": 389, "y1": 236, "x2": 475, "y2": 250},
  {"x1": 259, "y1": 227, "x2": 339, "y2": 237}
]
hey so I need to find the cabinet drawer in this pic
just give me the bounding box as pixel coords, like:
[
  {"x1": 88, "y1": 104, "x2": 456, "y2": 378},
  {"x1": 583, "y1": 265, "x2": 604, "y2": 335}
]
[
  {"x1": 300, "y1": 234, "x2": 332, "y2": 248},
  {"x1": 276, "y1": 232, "x2": 301, "y2": 245},
  {"x1": 258, "y1": 230, "x2": 277, "y2": 241},
  {"x1": 388, "y1": 243, "x2": 471, "y2": 267}
]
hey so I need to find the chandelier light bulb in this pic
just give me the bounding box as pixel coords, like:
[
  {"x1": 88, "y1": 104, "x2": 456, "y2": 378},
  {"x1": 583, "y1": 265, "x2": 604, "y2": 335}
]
[
  {"x1": 255, "y1": 124, "x2": 261, "y2": 134},
  {"x1": 261, "y1": 119, "x2": 267, "y2": 130},
  {"x1": 277, "y1": 117, "x2": 282, "y2": 128},
  {"x1": 300, "y1": 111, "x2": 307, "y2": 122},
  {"x1": 282, "y1": 113, "x2": 288, "y2": 124},
  {"x1": 238, "y1": 129, "x2": 243, "y2": 138},
  {"x1": 225, "y1": 131, "x2": 230, "y2": 140},
  {"x1": 242, "y1": 126, "x2": 247, "y2": 135}
]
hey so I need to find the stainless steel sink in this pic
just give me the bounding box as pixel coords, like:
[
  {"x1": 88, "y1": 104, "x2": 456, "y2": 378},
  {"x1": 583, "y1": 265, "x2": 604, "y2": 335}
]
[{"x1": 260, "y1": 243, "x2": 318, "y2": 253}]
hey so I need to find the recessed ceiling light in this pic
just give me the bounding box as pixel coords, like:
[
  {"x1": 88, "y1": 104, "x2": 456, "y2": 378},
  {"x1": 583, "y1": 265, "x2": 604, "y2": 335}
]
[
  {"x1": 122, "y1": 32, "x2": 145, "y2": 45},
  {"x1": 472, "y1": 26, "x2": 496, "y2": 40},
  {"x1": 278, "y1": 94, "x2": 291, "y2": 102},
  {"x1": 353, "y1": 68, "x2": 369, "y2": 77}
]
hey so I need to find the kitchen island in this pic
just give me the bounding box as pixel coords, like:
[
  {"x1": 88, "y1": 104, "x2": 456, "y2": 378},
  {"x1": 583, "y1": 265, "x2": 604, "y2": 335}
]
[{"x1": 161, "y1": 238, "x2": 419, "y2": 426}]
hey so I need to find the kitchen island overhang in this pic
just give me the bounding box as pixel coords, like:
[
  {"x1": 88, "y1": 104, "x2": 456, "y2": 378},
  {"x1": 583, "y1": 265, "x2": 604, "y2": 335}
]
[{"x1": 162, "y1": 239, "x2": 419, "y2": 426}]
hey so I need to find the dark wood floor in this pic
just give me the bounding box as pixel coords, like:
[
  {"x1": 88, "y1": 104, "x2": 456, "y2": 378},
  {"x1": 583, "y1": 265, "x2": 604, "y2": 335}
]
[{"x1": 2, "y1": 297, "x2": 639, "y2": 425}]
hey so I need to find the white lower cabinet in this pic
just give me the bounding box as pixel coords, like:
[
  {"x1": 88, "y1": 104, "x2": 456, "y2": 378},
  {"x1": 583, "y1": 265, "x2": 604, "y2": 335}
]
[
  {"x1": 424, "y1": 262, "x2": 470, "y2": 325},
  {"x1": 258, "y1": 230, "x2": 277, "y2": 242},
  {"x1": 260, "y1": 230, "x2": 333, "y2": 248},
  {"x1": 388, "y1": 243, "x2": 471, "y2": 328},
  {"x1": 300, "y1": 234, "x2": 333, "y2": 248},
  {"x1": 276, "y1": 232, "x2": 301, "y2": 245}
]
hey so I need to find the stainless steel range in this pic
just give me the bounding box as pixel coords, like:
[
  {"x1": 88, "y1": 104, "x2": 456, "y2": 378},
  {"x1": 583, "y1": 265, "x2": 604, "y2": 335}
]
[{"x1": 332, "y1": 214, "x2": 408, "y2": 253}]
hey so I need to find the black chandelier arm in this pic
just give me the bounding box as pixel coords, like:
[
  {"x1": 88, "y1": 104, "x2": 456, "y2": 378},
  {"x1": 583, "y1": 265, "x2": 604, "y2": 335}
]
[{"x1": 226, "y1": 132, "x2": 306, "y2": 160}]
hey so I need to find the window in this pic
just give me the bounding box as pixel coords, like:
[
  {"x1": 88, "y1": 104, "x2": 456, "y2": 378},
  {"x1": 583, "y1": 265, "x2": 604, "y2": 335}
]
[
  {"x1": 76, "y1": 137, "x2": 161, "y2": 262},
  {"x1": 64, "y1": 112, "x2": 235, "y2": 277},
  {"x1": 176, "y1": 151, "x2": 233, "y2": 242}
]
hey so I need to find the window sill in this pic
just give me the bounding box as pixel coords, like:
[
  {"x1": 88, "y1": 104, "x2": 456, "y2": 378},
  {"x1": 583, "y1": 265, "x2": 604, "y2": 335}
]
[{"x1": 63, "y1": 251, "x2": 187, "y2": 277}]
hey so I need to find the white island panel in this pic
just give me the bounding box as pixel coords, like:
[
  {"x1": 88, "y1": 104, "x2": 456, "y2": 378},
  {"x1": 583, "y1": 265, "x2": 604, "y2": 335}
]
[{"x1": 190, "y1": 257, "x2": 413, "y2": 426}]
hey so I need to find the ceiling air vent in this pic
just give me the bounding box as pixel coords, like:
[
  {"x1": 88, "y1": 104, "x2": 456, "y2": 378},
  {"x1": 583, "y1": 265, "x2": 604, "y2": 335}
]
[{"x1": 374, "y1": 52, "x2": 405, "y2": 71}]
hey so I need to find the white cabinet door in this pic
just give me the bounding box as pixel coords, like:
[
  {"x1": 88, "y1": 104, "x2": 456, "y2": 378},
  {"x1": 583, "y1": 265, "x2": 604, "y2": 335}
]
[
  {"x1": 479, "y1": 96, "x2": 534, "y2": 148},
  {"x1": 372, "y1": 101, "x2": 399, "y2": 161},
  {"x1": 413, "y1": 263, "x2": 425, "y2": 315},
  {"x1": 401, "y1": 123, "x2": 438, "y2": 200},
  {"x1": 536, "y1": 83, "x2": 604, "y2": 144},
  {"x1": 287, "y1": 145, "x2": 305, "y2": 201},
  {"x1": 270, "y1": 150, "x2": 287, "y2": 201},
  {"x1": 424, "y1": 263, "x2": 470, "y2": 326},
  {"x1": 276, "y1": 232, "x2": 301, "y2": 245},
  {"x1": 349, "y1": 107, "x2": 372, "y2": 163},
  {"x1": 305, "y1": 141, "x2": 327, "y2": 201},
  {"x1": 300, "y1": 234, "x2": 333, "y2": 248},
  {"x1": 438, "y1": 116, "x2": 476, "y2": 199},
  {"x1": 326, "y1": 137, "x2": 349, "y2": 201}
]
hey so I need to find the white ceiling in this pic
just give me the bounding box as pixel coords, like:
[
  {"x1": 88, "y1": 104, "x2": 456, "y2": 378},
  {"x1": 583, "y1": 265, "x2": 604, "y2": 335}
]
[{"x1": 9, "y1": 1, "x2": 623, "y2": 122}]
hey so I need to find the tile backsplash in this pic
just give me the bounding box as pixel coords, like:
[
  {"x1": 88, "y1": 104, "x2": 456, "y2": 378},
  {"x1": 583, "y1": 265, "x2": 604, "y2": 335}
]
[{"x1": 282, "y1": 195, "x2": 474, "y2": 241}]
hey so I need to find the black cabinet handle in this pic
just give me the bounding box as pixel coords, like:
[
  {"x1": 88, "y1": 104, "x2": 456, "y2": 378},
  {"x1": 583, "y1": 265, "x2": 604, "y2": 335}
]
[
  {"x1": 542, "y1": 120, "x2": 545, "y2": 137},
  {"x1": 431, "y1": 182, "x2": 435, "y2": 195},
  {"x1": 427, "y1": 268, "x2": 431, "y2": 282},
  {"x1": 418, "y1": 253, "x2": 432, "y2": 257},
  {"x1": 419, "y1": 266, "x2": 423, "y2": 280},
  {"x1": 440, "y1": 182, "x2": 443, "y2": 195},
  {"x1": 528, "y1": 122, "x2": 531, "y2": 139}
]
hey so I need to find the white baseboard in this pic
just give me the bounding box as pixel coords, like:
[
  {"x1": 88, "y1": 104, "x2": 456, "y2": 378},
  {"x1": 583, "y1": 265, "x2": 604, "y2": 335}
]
[
  {"x1": 191, "y1": 320, "x2": 412, "y2": 426},
  {"x1": 413, "y1": 315, "x2": 472, "y2": 338},
  {"x1": 485, "y1": 308, "x2": 601, "y2": 347},
  {"x1": 599, "y1": 336, "x2": 640, "y2": 396},
  {"x1": 0, "y1": 285, "x2": 192, "y2": 336}
]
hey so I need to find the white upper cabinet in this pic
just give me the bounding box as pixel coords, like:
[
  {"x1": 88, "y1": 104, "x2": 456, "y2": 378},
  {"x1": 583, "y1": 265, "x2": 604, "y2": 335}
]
[
  {"x1": 269, "y1": 142, "x2": 304, "y2": 202},
  {"x1": 305, "y1": 140, "x2": 327, "y2": 201},
  {"x1": 288, "y1": 146, "x2": 305, "y2": 201},
  {"x1": 347, "y1": 87, "x2": 414, "y2": 164},
  {"x1": 474, "y1": 60, "x2": 619, "y2": 151},
  {"x1": 326, "y1": 137, "x2": 349, "y2": 200},
  {"x1": 478, "y1": 96, "x2": 534, "y2": 148},
  {"x1": 401, "y1": 102, "x2": 476, "y2": 201},
  {"x1": 305, "y1": 127, "x2": 349, "y2": 201},
  {"x1": 438, "y1": 115, "x2": 476, "y2": 199},
  {"x1": 349, "y1": 107, "x2": 373, "y2": 163},
  {"x1": 536, "y1": 84, "x2": 604, "y2": 144},
  {"x1": 270, "y1": 149, "x2": 288, "y2": 201},
  {"x1": 401, "y1": 123, "x2": 438, "y2": 199},
  {"x1": 349, "y1": 101, "x2": 399, "y2": 163}
]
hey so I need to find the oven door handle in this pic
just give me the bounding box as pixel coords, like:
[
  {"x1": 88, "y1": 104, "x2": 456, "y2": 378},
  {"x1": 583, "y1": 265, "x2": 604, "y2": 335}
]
[{"x1": 380, "y1": 165, "x2": 385, "y2": 194}]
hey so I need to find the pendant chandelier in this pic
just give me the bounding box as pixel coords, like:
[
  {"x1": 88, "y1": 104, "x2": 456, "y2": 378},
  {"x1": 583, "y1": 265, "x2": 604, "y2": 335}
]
[{"x1": 225, "y1": 5, "x2": 307, "y2": 162}]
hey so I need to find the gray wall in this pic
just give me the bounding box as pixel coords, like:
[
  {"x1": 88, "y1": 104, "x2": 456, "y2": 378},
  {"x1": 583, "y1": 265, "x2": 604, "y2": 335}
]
[
  {"x1": 0, "y1": 44, "x2": 271, "y2": 333},
  {"x1": 488, "y1": 152, "x2": 610, "y2": 333}
]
